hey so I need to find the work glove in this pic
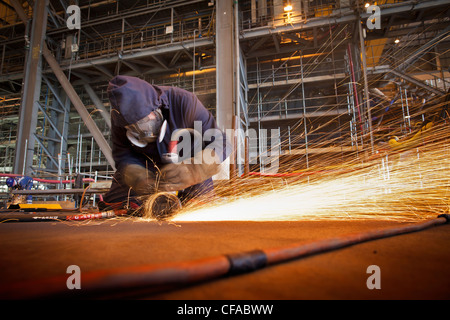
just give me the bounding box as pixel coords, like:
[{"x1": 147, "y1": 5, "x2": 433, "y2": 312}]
[
  {"x1": 122, "y1": 164, "x2": 158, "y2": 195},
  {"x1": 159, "y1": 148, "x2": 221, "y2": 192}
]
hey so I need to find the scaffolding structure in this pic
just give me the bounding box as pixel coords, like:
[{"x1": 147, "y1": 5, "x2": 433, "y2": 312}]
[{"x1": 0, "y1": 0, "x2": 448, "y2": 203}]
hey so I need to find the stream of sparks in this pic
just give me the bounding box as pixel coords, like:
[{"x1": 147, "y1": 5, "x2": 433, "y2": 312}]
[{"x1": 171, "y1": 125, "x2": 450, "y2": 222}]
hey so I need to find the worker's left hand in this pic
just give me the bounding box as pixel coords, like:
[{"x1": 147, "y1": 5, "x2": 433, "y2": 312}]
[
  {"x1": 158, "y1": 149, "x2": 221, "y2": 191},
  {"x1": 123, "y1": 164, "x2": 158, "y2": 195}
]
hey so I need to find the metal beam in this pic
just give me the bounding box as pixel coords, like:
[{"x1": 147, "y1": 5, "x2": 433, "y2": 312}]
[
  {"x1": 42, "y1": 44, "x2": 116, "y2": 171},
  {"x1": 0, "y1": 0, "x2": 15, "y2": 12},
  {"x1": 240, "y1": 0, "x2": 450, "y2": 40},
  {"x1": 248, "y1": 36, "x2": 268, "y2": 54},
  {"x1": 47, "y1": 0, "x2": 205, "y2": 33},
  {"x1": 396, "y1": 25, "x2": 450, "y2": 73},
  {"x1": 216, "y1": 0, "x2": 235, "y2": 131},
  {"x1": 358, "y1": 20, "x2": 374, "y2": 154},
  {"x1": 92, "y1": 64, "x2": 114, "y2": 78},
  {"x1": 151, "y1": 55, "x2": 170, "y2": 70},
  {"x1": 84, "y1": 83, "x2": 112, "y2": 128},
  {"x1": 247, "y1": 73, "x2": 347, "y2": 89},
  {"x1": 248, "y1": 108, "x2": 349, "y2": 123},
  {"x1": 280, "y1": 32, "x2": 312, "y2": 46},
  {"x1": 13, "y1": 0, "x2": 48, "y2": 175},
  {"x1": 33, "y1": 133, "x2": 60, "y2": 168},
  {"x1": 55, "y1": 37, "x2": 214, "y2": 72},
  {"x1": 9, "y1": 0, "x2": 28, "y2": 24},
  {"x1": 42, "y1": 75, "x2": 66, "y2": 112},
  {"x1": 12, "y1": 188, "x2": 109, "y2": 195},
  {"x1": 388, "y1": 69, "x2": 445, "y2": 96},
  {"x1": 271, "y1": 34, "x2": 280, "y2": 53},
  {"x1": 121, "y1": 60, "x2": 143, "y2": 75},
  {"x1": 169, "y1": 51, "x2": 183, "y2": 67},
  {"x1": 37, "y1": 102, "x2": 64, "y2": 140}
]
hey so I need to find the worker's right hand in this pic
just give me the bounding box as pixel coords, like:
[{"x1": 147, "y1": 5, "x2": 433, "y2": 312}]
[
  {"x1": 123, "y1": 164, "x2": 158, "y2": 195},
  {"x1": 158, "y1": 149, "x2": 221, "y2": 192}
]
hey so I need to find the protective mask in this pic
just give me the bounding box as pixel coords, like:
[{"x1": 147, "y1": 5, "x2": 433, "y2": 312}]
[{"x1": 125, "y1": 108, "x2": 164, "y2": 147}]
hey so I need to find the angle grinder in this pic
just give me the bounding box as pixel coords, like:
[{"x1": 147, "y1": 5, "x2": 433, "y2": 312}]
[{"x1": 142, "y1": 192, "x2": 182, "y2": 221}]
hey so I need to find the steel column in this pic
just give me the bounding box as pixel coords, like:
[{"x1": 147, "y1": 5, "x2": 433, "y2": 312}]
[
  {"x1": 13, "y1": 0, "x2": 49, "y2": 175},
  {"x1": 216, "y1": 0, "x2": 236, "y2": 179},
  {"x1": 42, "y1": 45, "x2": 116, "y2": 171},
  {"x1": 358, "y1": 20, "x2": 375, "y2": 154},
  {"x1": 216, "y1": 0, "x2": 235, "y2": 131}
]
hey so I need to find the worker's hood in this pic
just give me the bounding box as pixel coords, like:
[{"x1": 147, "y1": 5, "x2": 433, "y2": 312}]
[{"x1": 108, "y1": 75, "x2": 169, "y2": 125}]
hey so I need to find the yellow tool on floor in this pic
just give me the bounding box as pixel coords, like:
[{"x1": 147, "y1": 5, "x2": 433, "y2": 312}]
[{"x1": 8, "y1": 203, "x2": 63, "y2": 210}]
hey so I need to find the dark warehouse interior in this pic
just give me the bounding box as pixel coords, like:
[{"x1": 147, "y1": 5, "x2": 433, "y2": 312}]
[{"x1": 0, "y1": 0, "x2": 449, "y2": 303}]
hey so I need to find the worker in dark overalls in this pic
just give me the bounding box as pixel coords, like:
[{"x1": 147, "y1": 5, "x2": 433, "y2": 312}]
[
  {"x1": 99, "y1": 75, "x2": 228, "y2": 212},
  {"x1": 6, "y1": 176, "x2": 34, "y2": 204}
]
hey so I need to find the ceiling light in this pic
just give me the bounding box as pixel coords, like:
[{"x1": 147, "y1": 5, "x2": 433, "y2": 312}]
[
  {"x1": 394, "y1": 38, "x2": 400, "y2": 44},
  {"x1": 365, "y1": 3, "x2": 370, "y2": 8},
  {"x1": 284, "y1": 4, "x2": 293, "y2": 12}
]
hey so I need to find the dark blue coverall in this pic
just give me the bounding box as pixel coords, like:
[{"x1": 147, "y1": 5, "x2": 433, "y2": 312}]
[
  {"x1": 7, "y1": 176, "x2": 34, "y2": 203},
  {"x1": 102, "y1": 75, "x2": 227, "y2": 209}
]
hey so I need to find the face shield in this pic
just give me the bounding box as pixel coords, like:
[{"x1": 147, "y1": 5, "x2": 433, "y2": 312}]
[{"x1": 125, "y1": 108, "x2": 164, "y2": 147}]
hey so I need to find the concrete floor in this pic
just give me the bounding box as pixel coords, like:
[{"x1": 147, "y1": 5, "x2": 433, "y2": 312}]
[{"x1": 0, "y1": 215, "x2": 449, "y2": 300}]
